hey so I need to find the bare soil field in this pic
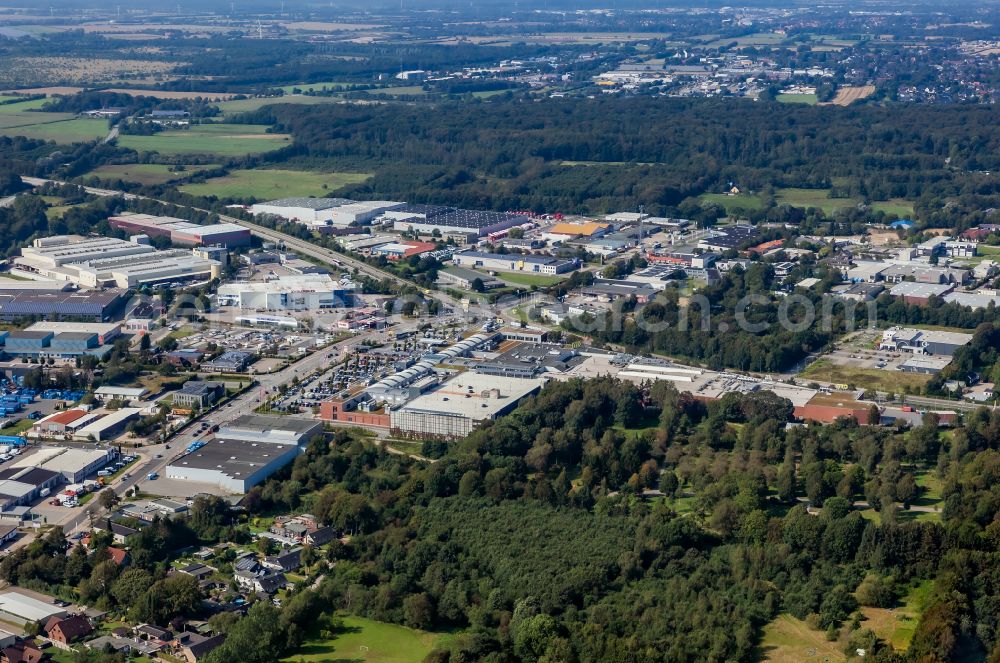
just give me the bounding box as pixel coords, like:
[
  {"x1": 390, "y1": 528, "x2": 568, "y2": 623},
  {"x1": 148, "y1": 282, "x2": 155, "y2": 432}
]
[
  {"x1": 0, "y1": 57, "x2": 181, "y2": 86},
  {"x1": 102, "y1": 88, "x2": 236, "y2": 100},
  {"x1": 823, "y1": 85, "x2": 876, "y2": 106},
  {"x1": 282, "y1": 21, "x2": 387, "y2": 31}
]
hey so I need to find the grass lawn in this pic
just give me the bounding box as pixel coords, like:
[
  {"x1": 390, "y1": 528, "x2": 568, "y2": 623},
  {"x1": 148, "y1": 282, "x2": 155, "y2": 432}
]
[
  {"x1": 870, "y1": 199, "x2": 915, "y2": 217},
  {"x1": 0, "y1": 117, "x2": 107, "y2": 142},
  {"x1": 758, "y1": 613, "x2": 845, "y2": 663},
  {"x1": 179, "y1": 168, "x2": 372, "y2": 199},
  {"x1": 3, "y1": 419, "x2": 34, "y2": 435},
  {"x1": 800, "y1": 358, "x2": 931, "y2": 392},
  {"x1": 0, "y1": 98, "x2": 51, "y2": 112},
  {"x1": 776, "y1": 93, "x2": 818, "y2": 105},
  {"x1": 116, "y1": 124, "x2": 291, "y2": 157},
  {"x1": 283, "y1": 615, "x2": 444, "y2": 663},
  {"x1": 699, "y1": 191, "x2": 765, "y2": 213},
  {"x1": 497, "y1": 272, "x2": 568, "y2": 287},
  {"x1": 276, "y1": 81, "x2": 363, "y2": 94},
  {"x1": 88, "y1": 163, "x2": 217, "y2": 186},
  {"x1": 775, "y1": 188, "x2": 858, "y2": 214}
]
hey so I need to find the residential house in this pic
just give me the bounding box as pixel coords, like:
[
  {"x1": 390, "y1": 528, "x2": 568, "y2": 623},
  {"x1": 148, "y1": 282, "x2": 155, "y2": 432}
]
[
  {"x1": 176, "y1": 632, "x2": 226, "y2": 663},
  {"x1": 178, "y1": 563, "x2": 215, "y2": 581},
  {"x1": 106, "y1": 547, "x2": 130, "y2": 567},
  {"x1": 304, "y1": 526, "x2": 336, "y2": 546},
  {"x1": 44, "y1": 614, "x2": 93, "y2": 647},
  {"x1": 0, "y1": 642, "x2": 43, "y2": 663},
  {"x1": 263, "y1": 547, "x2": 302, "y2": 573}
]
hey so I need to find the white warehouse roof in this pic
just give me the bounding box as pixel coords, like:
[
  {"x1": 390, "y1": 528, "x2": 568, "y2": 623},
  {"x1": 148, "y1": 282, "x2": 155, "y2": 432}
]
[{"x1": 0, "y1": 592, "x2": 66, "y2": 622}]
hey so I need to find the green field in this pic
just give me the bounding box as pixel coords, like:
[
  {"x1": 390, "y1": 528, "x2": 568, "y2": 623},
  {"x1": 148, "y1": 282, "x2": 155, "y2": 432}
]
[
  {"x1": 497, "y1": 271, "x2": 569, "y2": 287},
  {"x1": 869, "y1": 199, "x2": 915, "y2": 216},
  {"x1": 699, "y1": 191, "x2": 765, "y2": 213},
  {"x1": 283, "y1": 615, "x2": 443, "y2": 663},
  {"x1": 179, "y1": 168, "x2": 372, "y2": 199},
  {"x1": 116, "y1": 124, "x2": 291, "y2": 156},
  {"x1": 776, "y1": 93, "x2": 818, "y2": 105},
  {"x1": 0, "y1": 117, "x2": 107, "y2": 142},
  {"x1": 88, "y1": 163, "x2": 218, "y2": 186},
  {"x1": 0, "y1": 98, "x2": 50, "y2": 112},
  {"x1": 801, "y1": 359, "x2": 931, "y2": 392},
  {"x1": 860, "y1": 579, "x2": 932, "y2": 651},
  {"x1": 775, "y1": 188, "x2": 857, "y2": 214},
  {"x1": 759, "y1": 613, "x2": 846, "y2": 663},
  {"x1": 216, "y1": 95, "x2": 344, "y2": 114}
]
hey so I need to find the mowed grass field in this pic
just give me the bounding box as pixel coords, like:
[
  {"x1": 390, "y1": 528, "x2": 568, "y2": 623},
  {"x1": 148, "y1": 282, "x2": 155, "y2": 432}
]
[
  {"x1": 776, "y1": 93, "x2": 818, "y2": 105},
  {"x1": 498, "y1": 271, "x2": 569, "y2": 287},
  {"x1": 801, "y1": 358, "x2": 931, "y2": 392},
  {"x1": 283, "y1": 615, "x2": 443, "y2": 663},
  {"x1": 88, "y1": 163, "x2": 217, "y2": 186},
  {"x1": 179, "y1": 168, "x2": 372, "y2": 199},
  {"x1": 775, "y1": 188, "x2": 914, "y2": 217},
  {"x1": 699, "y1": 191, "x2": 765, "y2": 212},
  {"x1": 116, "y1": 124, "x2": 291, "y2": 156}
]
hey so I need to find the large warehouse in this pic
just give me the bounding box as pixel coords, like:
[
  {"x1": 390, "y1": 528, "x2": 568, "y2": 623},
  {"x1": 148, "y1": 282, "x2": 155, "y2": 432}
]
[
  {"x1": 217, "y1": 275, "x2": 354, "y2": 311},
  {"x1": 389, "y1": 372, "x2": 546, "y2": 438},
  {"x1": 166, "y1": 415, "x2": 322, "y2": 492},
  {"x1": 109, "y1": 213, "x2": 251, "y2": 248},
  {"x1": 391, "y1": 208, "x2": 530, "y2": 238},
  {"x1": 0, "y1": 290, "x2": 126, "y2": 322},
  {"x1": 250, "y1": 198, "x2": 404, "y2": 228},
  {"x1": 451, "y1": 251, "x2": 578, "y2": 275},
  {"x1": 15, "y1": 236, "x2": 222, "y2": 288}
]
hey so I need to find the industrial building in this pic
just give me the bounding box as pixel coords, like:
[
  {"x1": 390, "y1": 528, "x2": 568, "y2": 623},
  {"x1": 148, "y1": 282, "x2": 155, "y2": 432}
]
[
  {"x1": 250, "y1": 198, "x2": 404, "y2": 228},
  {"x1": 390, "y1": 207, "x2": 530, "y2": 238},
  {"x1": 878, "y1": 327, "x2": 973, "y2": 356},
  {"x1": 889, "y1": 281, "x2": 955, "y2": 305},
  {"x1": 389, "y1": 372, "x2": 546, "y2": 438},
  {"x1": 436, "y1": 267, "x2": 504, "y2": 291},
  {"x1": 697, "y1": 225, "x2": 760, "y2": 251},
  {"x1": 108, "y1": 213, "x2": 251, "y2": 248},
  {"x1": 201, "y1": 351, "x2": 255, "y2": 373},
  {"x1": 0, "y1": 329, "x2": 114, "y2": 360},
  {"x1": 451, "y1": 251, "x2": 578, "y2": 275},
  {"x1": 71, "y1": 408, "x2": 141, "y2": 442},
  {"x1": 165, "y1": 439, "x2": 301, "y2": 493},
  {"x1": 217, "y1": 275, "x2": 354, "y2": 311},
  {"x1": 15, "y1": 236, "x2": 222, "y2": 288},
  {"x1": 0, "y1": 592, "x2": 67, "y2": 625},
  {"x1": 39, "y1": 447, "x2": 116, "y2": 482},
  {"x1": 25, "y1": 322, "x2": 121, "y2": 345},
  {"x1": 166, "y1": 415, "x2": 322, "y2": 492},
  {"x1": 0, "y1": 289, "x2": 127, "y2": 322}
]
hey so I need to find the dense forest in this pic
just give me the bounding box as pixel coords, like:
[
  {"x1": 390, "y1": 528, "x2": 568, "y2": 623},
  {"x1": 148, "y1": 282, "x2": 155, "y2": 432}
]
[
  {"x1": 235, "y1": 378, "x2": 1000, "y2": 662},
  {"x1": 227, "y1": 97, "x2": 1000, "y2": 220}
]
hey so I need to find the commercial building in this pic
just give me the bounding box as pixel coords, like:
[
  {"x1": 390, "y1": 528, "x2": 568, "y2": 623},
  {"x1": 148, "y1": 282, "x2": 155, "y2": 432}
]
[
  {"x1": 370, "y1": 241, "x2": 436, "y2": 260},
  {"x1": 793, "y1": 392, "x2": 877, "y2": 425},
  {"x1": 15, "y1": 236, "x2": 222, "y2": 288},
  {"x1": 943, "y1": 290, "x2": 1000, "y2": 310},
  {"x1": 0, "y1": 592, "x2": 66, "y2": 625},
  {"x1": 71, "y1": 408, "x2": 141, "y2": 442},
  {"x1": 889, "y1": 281, "x2": 955, "y2": 305},
  {"x1": 697, "y1": 225, "x2": 760, "y2": 252},
  {"x1": 899, "y1": 355, "x2": 953, "y2": 374},
  {"x1": 542, "y1": 222, "x2": 610, "y2": 241},
  {"x1": 217, "y1": 275, "x2": 354, "y2": 311},
  {"x1": 172, "y1": 381, "x2": 225, "y2": 411},
  {"x1": 451, "y1": 251, "x2": 577, "y2": 275},
  {"x1": 878, "y1": 327, "x2": 973, "y2": 356},
  {"x1": 0, "y1": 289, "x2": 127, "y2": 322},
  {"x1": 33, "y1": 409, "x2": 89, "y2": 437},
  {"x1": 201, "y1": 351, "x2": 255, "y2": 374},
  {"x1": 389, "y1": 372, "x2": 546, "y2": 438},
  {"x1": 108, "y1": 213, "x2": 251, "y2": 248},
  {"x1": 94, "y1": 386, "x2": 148, "y2": 402}
]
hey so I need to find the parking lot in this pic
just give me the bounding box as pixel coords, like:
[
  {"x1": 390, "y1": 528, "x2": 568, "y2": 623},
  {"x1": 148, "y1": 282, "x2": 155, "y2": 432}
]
[{"x1": 821, "y1": 331, "x2": 910, "y2": 371}]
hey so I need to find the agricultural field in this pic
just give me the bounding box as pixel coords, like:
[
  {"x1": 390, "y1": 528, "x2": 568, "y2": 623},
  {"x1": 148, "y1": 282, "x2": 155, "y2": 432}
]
[
  {"x1": 0, "y1": 117, "x2": 107, "y2": 142},
  {"x1": 215, "y1": 95, "x2": 343, "y2": 114},
  {"x1": 87, "y1": 163, "x2": 217, "y2": 186},
  {"x1": 116, "y1": 124, "x2": 291, "y2": 157},
  {"x1": 276, "y1": 81, "x2": 366, "y2": 94},
  {"x1": 0, "y1": 57, "x2": 180, "y2": 86},
  {"x1": 774, "y1": 188, "x2": 913, "y2": 217},
  {"x1": 178, "y1": 168, "x2": 372, "y2": 199},
  {"x1": 776, "y1": 93, "x2": 818, "y2": 105},
  {"x1": 282, "y1": 615, "x2": 444, "y2": 663},
  {"x1": 824, "y1": 85, "x2": 877, "y2": 106}
]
